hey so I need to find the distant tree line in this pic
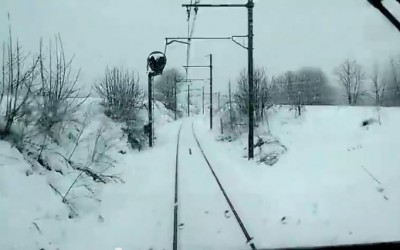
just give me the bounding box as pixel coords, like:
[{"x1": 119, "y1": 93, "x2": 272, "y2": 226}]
[
  {"x1": 218, "y1": 54, "x2": 400, "y2": 133},
  {"x1": 231, "y1": 66, "x2": 335, "y2": 122},
  {"x1": 333, "y1": 56, "x2": 400, "y2": 107}
]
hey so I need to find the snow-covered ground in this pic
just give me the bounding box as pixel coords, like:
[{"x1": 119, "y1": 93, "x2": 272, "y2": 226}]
[
  {"x1": 0, "y1": 99, "x2": 178, "y2": 250},
  {"x1": 1, "y1": 104, "x2": 400, "y2": 250},
  {"x1": 198, "y1": 105, "x2": 400, "y2": 248}
]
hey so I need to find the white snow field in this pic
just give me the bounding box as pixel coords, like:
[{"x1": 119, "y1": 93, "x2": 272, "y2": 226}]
[
  {"x1": 1, "y1": 104, "x2": 400, "y2": 250},
  {"x1": 197, "y1": 105, "x2": 400, "y2": 248}
]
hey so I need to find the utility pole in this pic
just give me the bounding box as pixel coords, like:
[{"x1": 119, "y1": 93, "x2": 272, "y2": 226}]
[
  {"x1": 148, "y1": 72, "x2": 154, "y2": 147},
  {"x1": 174, "y1": 76, "x2": 177, "y2": 120},
  {"x1": 218, "y1": 91, "x2": 221, "y2": 110},
  {"x1": 202, "y1": 86, "x2": 205, "y2": 114},
  {"x1": 181, "y1": 1, "x2": 255, "y2": 159},
  {"x1": 247, "y1": 0, "x2": 255, "y2": 159},
  {"x1": 229, "y1": 81, "x2": 234, "y2": 130},
  {"x1": 182, "y1": 54, "x2": 213, "y2": 129},
  {"x1": 187, "y1": 84, "x2": 190, "y2": 116},
  {"x1": 152, "y1": 76, "x2": 155, "y2": 142},
  {"x1": 209, "y1": 54, "x2": 213, "y2": 130}
]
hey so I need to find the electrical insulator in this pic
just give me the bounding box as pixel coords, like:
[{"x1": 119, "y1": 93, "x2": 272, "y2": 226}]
[{"x1": 186, "y1": 7, "x2": 190, "y2": 21}]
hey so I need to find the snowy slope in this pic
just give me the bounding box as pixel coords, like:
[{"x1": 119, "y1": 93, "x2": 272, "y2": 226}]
[
  {"x1": 0, "y1": 98, "x2": 176, "y2": 250},
  {"x1": 194, "y1": 105, "x2": 400, "y2": 248},
  {"x1": 0, "y1": 140, "x2": 70, "y2": 250}
]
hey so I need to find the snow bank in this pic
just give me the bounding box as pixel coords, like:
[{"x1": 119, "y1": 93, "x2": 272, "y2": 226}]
[
  {"x1": 0, "y1": 97, "x2": 176, "y2": 250},
  {"x1": 0, "y1": 140, "x2": 69, "y2": 250}
]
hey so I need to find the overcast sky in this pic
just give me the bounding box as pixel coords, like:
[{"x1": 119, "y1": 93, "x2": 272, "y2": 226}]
[{"x1": 1, "y1": 0, "x2": 400, "y2": 93}]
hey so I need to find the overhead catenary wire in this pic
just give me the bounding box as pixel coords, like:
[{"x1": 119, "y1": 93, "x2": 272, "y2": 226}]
[
  {"x1": 185, "y1": 1, "x2": 200, "y2": 74},
  {"x1": 185, "y1": 0, "x2": 200, "y2": 116},
  {"x1": 185, "y1": 0, "x2": 193, "y2": 80}
]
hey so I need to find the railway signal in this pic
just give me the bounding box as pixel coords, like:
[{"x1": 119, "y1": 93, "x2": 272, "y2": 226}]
[{"x1": 147, "y1": 51, "x2": 167, "y2": 147}]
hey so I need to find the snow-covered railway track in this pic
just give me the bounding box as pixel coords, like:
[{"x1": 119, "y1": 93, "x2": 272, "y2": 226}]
[
  {"x1": 191, "y1": 123, "x2": 257, "y2": 250},
  {"x1": 173, "y1": 123, "x2": 183, "y2": 250},
  {"x1": 172, "y1": 121, "x2": 256, "y2": 250}
]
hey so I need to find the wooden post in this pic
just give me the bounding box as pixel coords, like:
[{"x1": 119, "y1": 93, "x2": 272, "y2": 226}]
[
  {"x1": 174, "y1": 76, "x2": 177, "y2": 120},
  {"x1": 187, "y1": 84, "x2": 190, "y2": 117},
  {"x1": 218, "y1": 91, "x2": 220, "y2": 110},
  {"x1": 210, "y1": 54, "x2": 213, "y2": 130},
  {"x1": 229, "y1": 81, "x2": 233, "y2": 130},
  {"x1": 202, "y1": 86, "x2": 205, "y2": 114}
]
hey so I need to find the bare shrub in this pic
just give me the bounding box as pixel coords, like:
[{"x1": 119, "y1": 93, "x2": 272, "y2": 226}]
[
  {"x1": 36, "y1": 35, "x2": 87, "y2": 140},
  {"x1": 49, "y1": 125, "x2": 122, "y2": 219},
  {"x1": 0, "y1": 20, "x2": 39, "y2": 139},
  {"x1": 95, "y1": 66, "x2": 144, "y2": 121},
  {"x1": 121, "y1": 120, "x2": 147, "y2": 151}
]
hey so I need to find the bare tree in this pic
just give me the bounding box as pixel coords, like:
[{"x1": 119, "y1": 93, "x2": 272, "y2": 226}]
[
  {"x1": 234, "y1": 68, "x2": 271, "y2": 123},
  {"x1": 370, "y1": 63, "x2": 386, "y2": 107},
  {"x1": 334, "y1": 59, "x2": 365, "y2": 105},
  {"x1": 279, "y1": 71, "x2": 305, "y2": 116},
  {"x1": 385, "y1": 56, "x2": 400, "y2": 106},
  {"x1": 296, "y1": 67, "x2": 332, "y2": 105},
  {"x1": 154, "y1": 68, "x2": 184, "y2": 111},
  {"x1": 285, "y1": 71, "x2": 297, "y2": 103},
  {"x1": 268, "y1": 67, "x2": 334, "y2": 106},
  {"x1": 36, "y1": 35, "x2": 86, "y2": 140},
  {"x1": 95, "y1": 66, "x2": 144, "y2": 121},
  {"x1": 0, "y1": 20, "x2": 39, "y2": 139}
]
